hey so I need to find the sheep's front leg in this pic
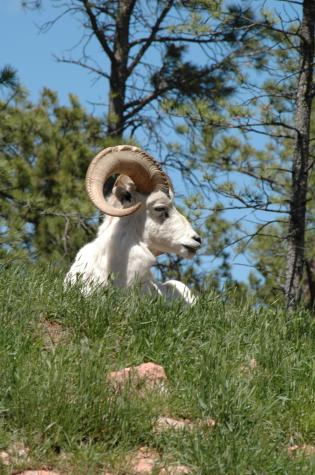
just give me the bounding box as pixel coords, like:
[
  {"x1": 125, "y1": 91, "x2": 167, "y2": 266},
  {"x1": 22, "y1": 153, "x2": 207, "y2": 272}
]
[{"x1": 148, "y1": 280, "x2": 196, "y2": 305}]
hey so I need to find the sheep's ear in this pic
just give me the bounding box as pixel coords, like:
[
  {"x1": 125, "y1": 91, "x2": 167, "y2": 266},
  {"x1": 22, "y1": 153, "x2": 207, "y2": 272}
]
[
  {"x1": 115, "y1": 186, "x2": 132, "y2": 203},
  {"x1": 112, "y1": 175, "x2": 136, "y2": 204}
]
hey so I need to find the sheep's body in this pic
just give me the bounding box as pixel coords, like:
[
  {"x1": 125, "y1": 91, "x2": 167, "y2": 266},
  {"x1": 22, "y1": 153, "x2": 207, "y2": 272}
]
[
  {"x1": 66, "y1": 216, "x2": 155, "y2": 289},
  {"x1": 66, "y1": 181, "x2": 200, "y2": 304}
]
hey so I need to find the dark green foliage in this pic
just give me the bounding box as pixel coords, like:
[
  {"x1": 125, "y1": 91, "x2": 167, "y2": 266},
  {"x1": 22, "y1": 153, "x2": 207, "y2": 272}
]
[
  {"x1": 0, "y1": 65, "x2": 19, "y2": 90},
  {"x1": 0, "y1": 89, "x2": 120, "y2": 263},
  {"x1": 151, "y1": 44, "x2": 235, "y2": 104}
]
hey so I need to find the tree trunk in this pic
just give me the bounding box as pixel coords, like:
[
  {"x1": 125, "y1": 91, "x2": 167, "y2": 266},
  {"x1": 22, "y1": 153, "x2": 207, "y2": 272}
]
[
  {"x1": 303, "y1": 258, "x2": 315, "y2": 308},
  {"x1": 285, "y1": 0, "x2": 315, "y2": 309},
  {"x1": 107, "y1": 0, "x2": 135, "y2": 138}
]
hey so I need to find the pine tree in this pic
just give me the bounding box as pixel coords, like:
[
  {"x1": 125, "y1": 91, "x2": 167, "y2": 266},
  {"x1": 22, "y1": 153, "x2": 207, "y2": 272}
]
[
  {"x1": 0, "y1": 88, "x2": 116, "y2": 263},
  {"x1": 168, "y1": 1, "x2": 315, "y2": 306},
  {"x1": 22, "y1": 1, "x2": 256, "y2": 142}
]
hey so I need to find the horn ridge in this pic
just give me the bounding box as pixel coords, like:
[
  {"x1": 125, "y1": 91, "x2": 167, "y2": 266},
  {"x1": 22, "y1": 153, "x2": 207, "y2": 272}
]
[
  {"x1": 85, "y1": 145, "x2": 172, "y2": 217},
  {"x1": 114, "y1": 145, "x2": 172, "y2": 192}
]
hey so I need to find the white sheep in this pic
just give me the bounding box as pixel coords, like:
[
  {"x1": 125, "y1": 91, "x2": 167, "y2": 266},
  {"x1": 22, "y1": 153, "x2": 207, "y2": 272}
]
[{"x1": 65, "y1": 145, "x2": 201, "y2": 304}]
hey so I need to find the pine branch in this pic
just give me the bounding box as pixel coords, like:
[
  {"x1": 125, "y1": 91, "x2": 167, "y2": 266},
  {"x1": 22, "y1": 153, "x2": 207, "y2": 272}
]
[
  {"x1": 127, "y1": 0, "x2": 174, "y2": 76},
  {"x1": 54, "y1": 56, "x2": 110, "y2": 79},
  {"x1": 82, "y1": 0, "x2": 116, "y2": 64}
]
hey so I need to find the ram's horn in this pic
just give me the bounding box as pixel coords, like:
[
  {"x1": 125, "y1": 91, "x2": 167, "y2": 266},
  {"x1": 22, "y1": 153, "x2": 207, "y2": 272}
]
[{"x1": 86, "y1": 145, "x2": 172, "y2": 217}]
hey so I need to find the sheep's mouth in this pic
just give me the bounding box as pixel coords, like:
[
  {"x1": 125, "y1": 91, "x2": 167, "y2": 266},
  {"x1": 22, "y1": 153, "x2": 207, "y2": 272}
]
[{"x1": 182, "y1": 244, "x2": 199, "y2": 254}]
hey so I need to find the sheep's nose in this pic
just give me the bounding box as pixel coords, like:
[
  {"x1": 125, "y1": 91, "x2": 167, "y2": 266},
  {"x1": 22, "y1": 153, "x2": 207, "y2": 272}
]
[{"x1": 193, "y1": 235, "x2": 202, "y2": 245}]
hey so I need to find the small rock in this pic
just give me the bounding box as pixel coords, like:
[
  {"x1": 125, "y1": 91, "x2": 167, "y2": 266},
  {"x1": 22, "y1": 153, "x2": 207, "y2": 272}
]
[
  {"x1": 240, "y1": 357, "x2": 258, "y2": 374},
  {"x1": 154, "y1": 416, "x2": 194, "y2": 433},
  {"x1": 249, "y1": 358, "x2": 257, "y2": 369},
  {"x1": 0, "y1": 451, "x2": 10, "y2": 465},
  {"x1": 108, "y1": 367, "x2": 131, "y2": 390},
  {"x1": 129, "y1": 446, "x2": 160, "y2": 474},
  {"x1": 108, "y1": 362, "x2": 167, "y2": 392},
  {"x1": 136, "y1": 363, "x2": 167, "y2": 386},
  {"x1": 10, "y1": 441, "x2": 29, "y2": 457},
  {"x1": 204, "y1": 418, "x2": 217, "y2": 428},
  {"x1": 127, "y1": 447, "x2": 193, "y2": 475},
  {"x1": 154, "y1": 416, "x2": 217, "y2": 433},
  {"x1": 160, "y1": 466, "x2": 192, "y2": 474},
  {"x1": 16, "y1": 471, "x2": 61, "y2": 475},
  {"x1": 0, "y1": 442, "x2": 30, "y2": 466},
  {"x1": 40, "y1": 320, "x2": 68, "y2": 349},
  {"x1": 288, "y1": 444, "x2": 315, "y2": 456}
]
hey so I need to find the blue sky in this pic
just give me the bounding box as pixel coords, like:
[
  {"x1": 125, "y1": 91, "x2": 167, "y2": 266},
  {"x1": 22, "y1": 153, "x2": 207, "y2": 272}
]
[{"x1": 1, "y1": 0, "x2": 107, "y2": 107}]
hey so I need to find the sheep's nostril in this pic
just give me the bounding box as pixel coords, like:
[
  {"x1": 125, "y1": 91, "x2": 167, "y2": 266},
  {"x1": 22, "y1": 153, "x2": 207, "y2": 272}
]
[{"x1": 193, "y1": 235, "x2": 202, "y2": 245}]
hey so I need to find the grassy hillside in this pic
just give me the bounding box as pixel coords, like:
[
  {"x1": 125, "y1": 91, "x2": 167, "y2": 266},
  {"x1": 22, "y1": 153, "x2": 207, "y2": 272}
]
[{"x1": 1, "y1": 264, "x2": 315, "y2": 474}]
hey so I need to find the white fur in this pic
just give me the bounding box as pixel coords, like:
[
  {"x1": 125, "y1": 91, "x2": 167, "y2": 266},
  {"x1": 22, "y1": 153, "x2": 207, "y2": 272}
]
[{"x1": 65, "y1": 182, "x2": 201, "y2": 304}]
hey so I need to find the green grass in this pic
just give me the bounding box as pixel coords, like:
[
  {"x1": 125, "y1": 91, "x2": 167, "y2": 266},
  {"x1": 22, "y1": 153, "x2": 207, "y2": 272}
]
[{"x1": 1, "y1": 264, "x2": 315, "y2": 474}]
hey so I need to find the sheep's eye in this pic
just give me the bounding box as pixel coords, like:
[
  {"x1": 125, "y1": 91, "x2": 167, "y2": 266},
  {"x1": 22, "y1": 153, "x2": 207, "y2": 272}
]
[
  {"x1": 154, "y1": 206, "x2": 169, "y2": 219},
  {"x1": 154, "y1": 206, "x2": 167, "y2": 212}
]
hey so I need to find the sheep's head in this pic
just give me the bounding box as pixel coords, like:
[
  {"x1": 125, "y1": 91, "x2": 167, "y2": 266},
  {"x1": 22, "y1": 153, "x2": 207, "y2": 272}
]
[{"x1": 86, "y1": 145, "x2": 201, "y2": 258}]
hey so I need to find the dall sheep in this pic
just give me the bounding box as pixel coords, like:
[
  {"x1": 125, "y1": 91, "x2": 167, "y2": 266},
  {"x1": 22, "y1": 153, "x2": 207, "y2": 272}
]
[{"x1": 65, "y1": 145, "x2": 201, "y2": 304}]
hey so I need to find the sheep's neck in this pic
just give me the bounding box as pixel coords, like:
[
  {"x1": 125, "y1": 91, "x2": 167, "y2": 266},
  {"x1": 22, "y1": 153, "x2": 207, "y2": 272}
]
[{"x1": 96, "y1": 215, "x2": 156, "y2": 287}]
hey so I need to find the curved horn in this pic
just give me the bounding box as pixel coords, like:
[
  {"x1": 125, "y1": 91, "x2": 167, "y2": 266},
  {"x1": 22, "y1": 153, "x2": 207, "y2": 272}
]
[{"x1": 86, "y1": 145, "x2": 172, "y2": 217}]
